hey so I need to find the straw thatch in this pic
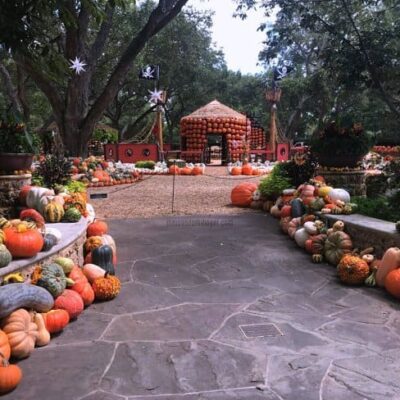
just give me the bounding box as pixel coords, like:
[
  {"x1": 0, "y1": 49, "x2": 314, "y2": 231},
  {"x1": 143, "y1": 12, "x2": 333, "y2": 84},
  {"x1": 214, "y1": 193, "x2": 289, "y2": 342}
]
[{"x1": 182, "y1": 100, "x2": 246, "y2": 121}]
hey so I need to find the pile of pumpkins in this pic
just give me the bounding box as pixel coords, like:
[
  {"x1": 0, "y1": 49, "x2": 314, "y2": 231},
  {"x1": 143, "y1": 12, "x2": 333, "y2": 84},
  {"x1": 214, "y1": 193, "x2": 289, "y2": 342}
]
[
  {"x1": 0, "y1": 186, "x2": 94, "y2": 269},
  {"x1": 230, "y1": 176, "x2": 400, "y2": 299},
  {"x1": 0, "y1": 219, "x2": 121, "y2": 394},
  {"x1": 168, "y1": 164, "x2": 205, "y2": 176},
  {"x1": 71, "y1": 156, "x2": 141, "y2": 187},
  {"x1": 228, "y1": 163, "x2": 267, "y2": 176}
]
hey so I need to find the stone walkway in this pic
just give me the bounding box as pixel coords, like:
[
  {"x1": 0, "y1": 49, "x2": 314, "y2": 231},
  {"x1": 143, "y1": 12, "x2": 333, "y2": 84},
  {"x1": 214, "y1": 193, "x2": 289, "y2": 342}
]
[{"x1": 4, "y1": 214, "x2": 400, "y2": 399}]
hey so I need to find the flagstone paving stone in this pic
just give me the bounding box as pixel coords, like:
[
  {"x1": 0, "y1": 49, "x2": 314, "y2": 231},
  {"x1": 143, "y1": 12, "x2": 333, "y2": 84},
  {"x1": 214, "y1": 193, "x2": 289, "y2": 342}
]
[{"x1": 3, "y1": 213, "x2": 400, "y2": 399}]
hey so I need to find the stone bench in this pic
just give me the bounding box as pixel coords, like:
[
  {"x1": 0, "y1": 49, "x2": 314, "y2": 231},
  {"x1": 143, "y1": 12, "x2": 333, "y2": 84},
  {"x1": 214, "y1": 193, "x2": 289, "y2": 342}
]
[
  {"x1": 0, "y1": 218, "x2": 88, "y2": 283},
  {"x1": 321, "y1": 213, "x2": 400, "y2": 258}
]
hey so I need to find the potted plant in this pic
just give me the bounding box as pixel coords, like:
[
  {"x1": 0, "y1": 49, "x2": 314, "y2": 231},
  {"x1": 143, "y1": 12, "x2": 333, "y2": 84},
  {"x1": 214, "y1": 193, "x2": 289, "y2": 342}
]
[
  {"x1": 311, "y1": 114, "x2": 374, "y2": 168},
  {"x1": 0, "y1": 118, "x2": 37, "y2": 173}
]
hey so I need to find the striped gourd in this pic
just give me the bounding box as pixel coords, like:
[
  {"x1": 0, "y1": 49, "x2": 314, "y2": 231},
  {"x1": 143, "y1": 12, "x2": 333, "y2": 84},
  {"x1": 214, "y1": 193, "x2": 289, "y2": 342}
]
[
  {"x1": 0, "y1": 229, "x2": 5, "y2": 244},
  {"x1": 0, "y1": 218, "x2": 11, "y2": 229},
  {"x1": 63, "y1": 207, "x2": 81, "y2": 223},
  {"x1": 44, "y1": 200, "x2": 65, "y2": 223}
]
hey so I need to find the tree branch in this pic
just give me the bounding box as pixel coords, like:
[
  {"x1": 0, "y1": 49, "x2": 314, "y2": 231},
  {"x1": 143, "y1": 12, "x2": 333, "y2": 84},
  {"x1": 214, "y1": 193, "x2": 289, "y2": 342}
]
[
  {"x1": 0, "y1": 59, "x2": 23, "y2": 116},
  {"x1": 15, "y1": 54, "x2": 64, "y2": 119},
  {"x1": 89, "y1": 1, "x2": 115, "y2": 66},
  {"x1": 82, "y1": 0, "x2": 189, "y2": 139},
  {"x1": 340, "y1": 0, "x2": 400, "y2": 117}
]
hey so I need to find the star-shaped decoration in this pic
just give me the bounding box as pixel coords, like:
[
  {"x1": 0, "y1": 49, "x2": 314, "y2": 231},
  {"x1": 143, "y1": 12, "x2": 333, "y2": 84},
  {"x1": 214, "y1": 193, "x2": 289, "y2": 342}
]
[
  {"x1": 148, "y1": 89, "x2": 164, "y2": 104},
  {"x1": 69, "y1": 57, "x2": 87, "y2": 75}
]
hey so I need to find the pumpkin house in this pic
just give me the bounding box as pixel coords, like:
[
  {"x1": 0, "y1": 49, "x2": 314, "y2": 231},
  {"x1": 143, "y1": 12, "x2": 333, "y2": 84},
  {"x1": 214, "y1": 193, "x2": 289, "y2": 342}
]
[{"x1": 180, "y1": 100, "x2": 251, "y2": 165}]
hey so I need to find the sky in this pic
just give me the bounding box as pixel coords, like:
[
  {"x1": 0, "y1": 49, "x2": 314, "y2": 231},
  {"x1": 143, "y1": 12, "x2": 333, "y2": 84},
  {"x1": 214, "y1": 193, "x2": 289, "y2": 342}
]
[{"x1": 186, "y1": 0, "x2": 272, "y2": 74}]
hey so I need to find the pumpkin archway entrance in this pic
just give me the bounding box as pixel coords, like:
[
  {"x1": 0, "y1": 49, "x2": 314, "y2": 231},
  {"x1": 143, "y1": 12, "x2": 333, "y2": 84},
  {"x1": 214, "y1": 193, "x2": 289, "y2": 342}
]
[{"x1": 180, "y1": 100, "x2": 248, "y2": 164}]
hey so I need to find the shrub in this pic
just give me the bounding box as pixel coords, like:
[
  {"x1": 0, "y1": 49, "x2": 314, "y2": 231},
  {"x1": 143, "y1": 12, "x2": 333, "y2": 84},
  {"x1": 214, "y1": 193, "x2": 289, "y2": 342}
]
[
  {"x1": 135, "y1": 160, "x2": 155, "y2": 169},
  {"x1": 258, "y1": 164, "x2": 292, "y2": 200}
]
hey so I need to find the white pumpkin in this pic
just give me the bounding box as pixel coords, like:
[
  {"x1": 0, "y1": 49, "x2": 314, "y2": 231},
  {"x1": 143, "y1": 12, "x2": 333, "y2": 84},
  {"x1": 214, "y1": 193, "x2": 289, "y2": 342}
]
[
  {"x1": 303, "y1": 221, "x2": 318, "y2": 235},
  {"x1": 294, "y1": 228, "x2": 310, "y2": 248},
  {"x1": 26, "y1": 187, "x2": 54, "y2": 210},
  {"x1": 328, "y1": 188, "x2": 351, "y2": 204},
  {"x1": 86, "y1": 203, "x2": 95, "y2": 223}
]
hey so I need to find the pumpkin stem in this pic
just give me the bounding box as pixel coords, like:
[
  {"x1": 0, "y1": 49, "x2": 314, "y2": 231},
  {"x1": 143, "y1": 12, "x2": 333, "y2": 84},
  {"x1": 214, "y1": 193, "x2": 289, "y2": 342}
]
[{"x1": 0, "y1": 351, "x2": 9, "y2": 367}]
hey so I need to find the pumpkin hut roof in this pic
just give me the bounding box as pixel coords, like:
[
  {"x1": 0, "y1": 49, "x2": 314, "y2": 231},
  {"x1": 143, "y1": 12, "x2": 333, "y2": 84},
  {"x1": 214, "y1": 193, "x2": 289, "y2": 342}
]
[{"x1": 181, "y1": 100, "x2": 246, "y2": 122}]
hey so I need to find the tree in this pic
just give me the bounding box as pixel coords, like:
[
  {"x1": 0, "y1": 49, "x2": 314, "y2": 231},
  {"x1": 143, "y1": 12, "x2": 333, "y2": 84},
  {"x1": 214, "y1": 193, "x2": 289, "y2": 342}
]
[
  {"x1": 236, "y1": 0, "x2": 400, "y2": 139},
  {"x1": 0, "y1": 0, "x2": 189, "y2": 156}
]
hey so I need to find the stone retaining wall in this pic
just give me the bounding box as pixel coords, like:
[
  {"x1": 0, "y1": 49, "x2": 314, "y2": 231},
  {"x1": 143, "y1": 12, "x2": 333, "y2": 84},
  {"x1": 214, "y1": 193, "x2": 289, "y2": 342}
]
[
  {"x1": 0, "y1": 218, "x2": 88, "y2": 283},
  {"x1": 322, "y1": 213, "x2": 400, "y2": 258}
]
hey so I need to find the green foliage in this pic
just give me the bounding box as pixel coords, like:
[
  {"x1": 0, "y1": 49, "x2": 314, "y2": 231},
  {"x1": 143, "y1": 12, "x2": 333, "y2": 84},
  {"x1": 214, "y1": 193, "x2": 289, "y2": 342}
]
[
  {"x1": 236, "y1": 0, "x2": 400, "y2": 141},
  {"x1": 352, "y1": 194, "x2": 400, "y2": 222},
  {"x1": 258, "y1": 164, "x2": 292, "y2": 200},
  {"x1": 93, "y1": 128, "x2": 118, "y2": 144},
  {"x1": 34, "y1": 153, "x2": 72, "y2": 189},
  {"x1": 278, "y1": 153, "x2": 318, "y2": 187},
  {"x1": 135, "y1": 160, "x2": 155, "y2": 169},
  {"x1": 65, "y1": 180, "x2": 87, "y2": 193}
]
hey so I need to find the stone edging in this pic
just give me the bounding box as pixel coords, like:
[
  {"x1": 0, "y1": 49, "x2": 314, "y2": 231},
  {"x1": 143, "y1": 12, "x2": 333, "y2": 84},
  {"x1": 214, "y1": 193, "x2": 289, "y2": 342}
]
[{"x1": 320, "y1": 213, "x2": 399, "y2": 258}]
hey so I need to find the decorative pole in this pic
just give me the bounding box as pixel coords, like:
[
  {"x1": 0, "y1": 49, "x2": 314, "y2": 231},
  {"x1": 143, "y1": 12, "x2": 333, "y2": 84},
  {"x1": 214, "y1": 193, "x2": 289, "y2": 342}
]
[{"x1": 266, "y1": 83, "x2": 281, "y2": 161}]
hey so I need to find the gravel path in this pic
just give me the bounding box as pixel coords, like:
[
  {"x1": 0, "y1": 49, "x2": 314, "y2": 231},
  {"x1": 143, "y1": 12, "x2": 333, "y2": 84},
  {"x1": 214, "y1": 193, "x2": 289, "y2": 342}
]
[{"x1": 89, "y1": 167, "x2": 264, "y2": 219}]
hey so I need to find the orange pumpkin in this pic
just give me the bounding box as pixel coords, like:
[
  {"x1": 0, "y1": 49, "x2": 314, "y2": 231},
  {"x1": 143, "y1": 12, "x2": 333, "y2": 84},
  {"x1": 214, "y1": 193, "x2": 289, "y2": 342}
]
[
  {"x1": 180, "y1": 167, "x2": 193, "y2": 176},
  {"x1": 376, "y1": 247, "x2": 400, "y2": 287},
  {"x1": 169, "y1": 165, "x2": 180, "y2": 175},
  {"x1": 69, "y1": 266, "x2": 95, "y2": 306},
  {"x1": 241, "y1": 164, "x2": 253, "y2": 176},
  {"x1": 41, "y1": 310, "x2": 69, "y2": 333},
  {"x1": 87, "y1": 219, "x2": 108, "y2": 237},
  {"x1": 192, "y1": 166, "x2": 203, "y2": 176},
  {"x1": 280, "y1": 205, "x2": 292, "y2": 218},
  {"x1": 230, "y1": 167, "x2": 242, "y2": 176},
  {"x1": 3, "y1": 225, "x2": 44, "y2": 258},
  {"x1": 385, "y1": 269, "x2": 400, "y2": 298},
  {"x1": 0, "y1": 331, "x2": 11, "y2": 361},
  {"x1": 0, "y1": 353, "x2": 22, "y2": 395},
  {"x1": 54, "y1": 289, "x2": 84, "y2": 319},
  {"x1": 231, "y1": 183, "x2": 258, "y2": 207}
]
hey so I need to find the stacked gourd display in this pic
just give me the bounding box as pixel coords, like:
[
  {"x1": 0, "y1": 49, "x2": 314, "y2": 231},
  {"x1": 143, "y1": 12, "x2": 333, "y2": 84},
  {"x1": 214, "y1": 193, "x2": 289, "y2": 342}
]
[
  {"x1": 230, "y1": 176, "x2": 400, "y2": 299},
  {"x1": 180, "y1": 116, "x2": 248, "y2": 163},
  {"x1": 71, "y1": 156, "x2": 141, "y2": 187},
  {"x1": 0, "y1": 219, "x2": 121, "y2": 394}
]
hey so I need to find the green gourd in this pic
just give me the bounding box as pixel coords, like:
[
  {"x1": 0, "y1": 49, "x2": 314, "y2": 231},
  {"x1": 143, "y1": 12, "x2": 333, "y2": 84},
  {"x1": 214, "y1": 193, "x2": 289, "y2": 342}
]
[
  {"x1": 0, "y1": 284, "x2": 54, "y2": 319},
  {"x1": 36, "y1": 263, "x2": 67, "y2": 298},
  {"x1": 63, "y1": 207, "x2": 82, "y2": 223},
  {"x1": 91, "y1": 245, "x2": 115, "y2": 275},
  {"x1": 54, "y1": 257, "x2": 75, "y2": 274},
  {"x1": 0, "y1": 244, "x2": 12, "y2": 268}
]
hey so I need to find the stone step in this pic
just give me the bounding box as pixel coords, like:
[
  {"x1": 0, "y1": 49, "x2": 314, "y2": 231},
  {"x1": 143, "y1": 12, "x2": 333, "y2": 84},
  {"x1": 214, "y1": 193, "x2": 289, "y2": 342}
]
[{"x1": 321, "y1": 213, "x2": 399, "y2": 257}]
